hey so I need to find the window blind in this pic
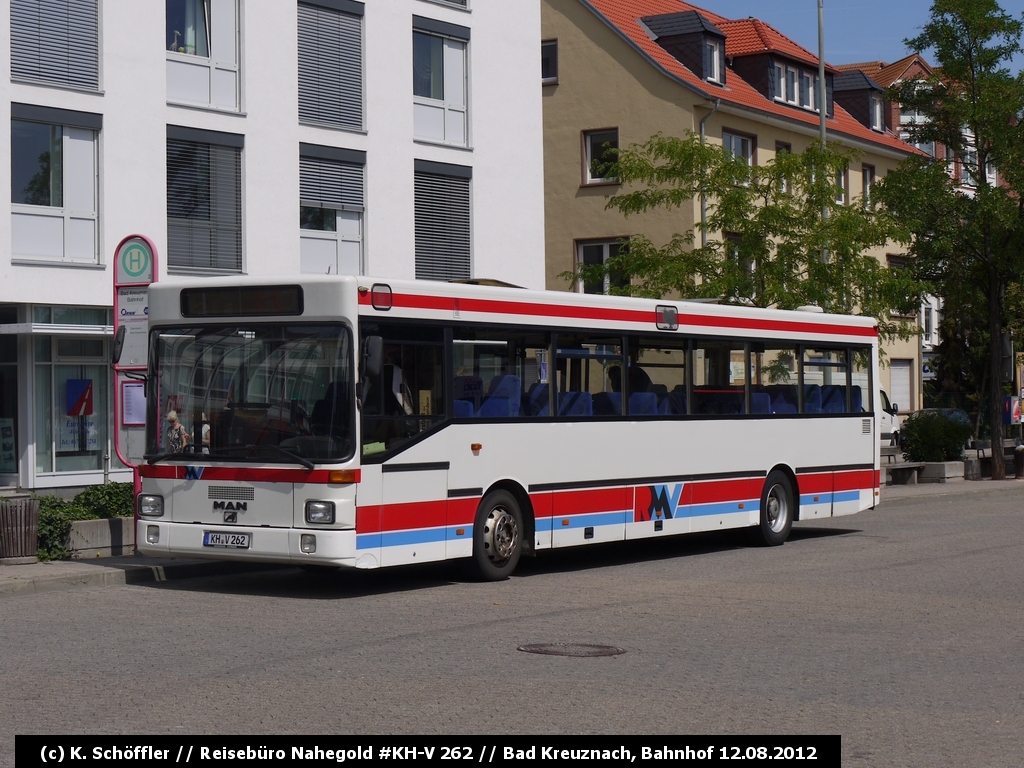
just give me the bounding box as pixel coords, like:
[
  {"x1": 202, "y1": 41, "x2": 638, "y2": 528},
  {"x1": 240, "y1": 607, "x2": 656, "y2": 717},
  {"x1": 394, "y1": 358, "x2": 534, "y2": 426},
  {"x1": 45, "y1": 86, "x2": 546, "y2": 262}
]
[
  {"x1": 298, "y1": 3, "x2": 363, "y2": 129},
  {"x1": 414, "y1": 171, "x2": 471, "y2": 282},
  {"x1": 167, "y1": 139, "x2": 243, "y2": 273},
  {"x1": 299, "y1": 155, "x2": 364, "y2": 210},
  {"x1": 11, "y1": 0, "x2": 99, "y2": 90}
]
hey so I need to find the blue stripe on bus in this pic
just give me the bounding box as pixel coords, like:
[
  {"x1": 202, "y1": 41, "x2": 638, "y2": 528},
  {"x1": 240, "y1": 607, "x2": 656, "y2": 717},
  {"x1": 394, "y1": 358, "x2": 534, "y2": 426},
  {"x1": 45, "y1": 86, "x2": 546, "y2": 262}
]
[
  {"x1": 800, "y1": 493, "x2": 833, "y2": 505},
  {"x1": 833, "y1": 490, "x2": 861, "y2": 503},
  {"x1": 358, "y1": 525, "x2": 473, "y2": 550},
  {"x1": 687, "y1": 501, "x2": 758, "y2": 518}
]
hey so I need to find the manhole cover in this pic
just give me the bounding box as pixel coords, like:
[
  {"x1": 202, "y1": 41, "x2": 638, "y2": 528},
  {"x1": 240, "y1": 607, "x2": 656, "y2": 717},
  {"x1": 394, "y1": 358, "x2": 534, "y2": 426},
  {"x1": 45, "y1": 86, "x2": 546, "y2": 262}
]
[{"x1": 517, "y1": 643, "x2": 626, "y2": 657}]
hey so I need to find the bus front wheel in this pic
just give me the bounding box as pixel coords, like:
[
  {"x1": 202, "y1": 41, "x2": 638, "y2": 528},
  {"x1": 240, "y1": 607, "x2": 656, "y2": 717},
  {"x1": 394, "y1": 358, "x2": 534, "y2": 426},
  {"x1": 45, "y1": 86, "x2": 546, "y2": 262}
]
[
  {"x1": 757, "y1": 471, "x2": 794, "y2": 546},
  {"x1": 472, "y1": 490, "x2": 523, "y2": 581}
]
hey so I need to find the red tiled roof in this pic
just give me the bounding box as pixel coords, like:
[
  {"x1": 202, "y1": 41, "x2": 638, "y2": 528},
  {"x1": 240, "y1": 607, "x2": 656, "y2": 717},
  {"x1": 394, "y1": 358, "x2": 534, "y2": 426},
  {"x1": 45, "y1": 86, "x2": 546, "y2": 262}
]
[
  {"x1": 718, "y1": 17, "x2": 834, "y2": 72},
  {"x1": 583, "y1": 0, "x2": 918, "y2": 155}
]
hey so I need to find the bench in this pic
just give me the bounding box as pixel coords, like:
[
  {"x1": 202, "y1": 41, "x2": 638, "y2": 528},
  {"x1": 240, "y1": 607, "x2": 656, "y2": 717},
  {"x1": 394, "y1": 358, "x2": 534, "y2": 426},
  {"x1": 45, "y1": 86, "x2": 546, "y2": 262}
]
[
  {"x1": 881, "y1": 445, "x2": 900, "y2": 463},
  {"x1": 887, "y1": 462, "x2": 925, "y2": 485}
]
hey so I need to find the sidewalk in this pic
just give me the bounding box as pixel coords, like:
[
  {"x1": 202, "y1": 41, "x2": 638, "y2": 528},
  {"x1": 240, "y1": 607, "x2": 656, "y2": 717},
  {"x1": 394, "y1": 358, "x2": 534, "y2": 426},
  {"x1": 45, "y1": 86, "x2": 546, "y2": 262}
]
[{"x1": 0, "y1": 554, "x2": 280, "y2": 598}]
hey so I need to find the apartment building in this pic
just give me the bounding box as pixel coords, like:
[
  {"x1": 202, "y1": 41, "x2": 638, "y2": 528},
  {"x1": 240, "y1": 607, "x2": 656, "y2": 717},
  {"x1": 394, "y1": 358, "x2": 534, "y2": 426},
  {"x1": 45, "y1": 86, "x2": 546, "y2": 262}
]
[
  {"x1": 0, "y1": 0, "x2": 545, "y2": 492},
  {"x1": 541, "y1": 0, "x2": 922, "y2": 413}
]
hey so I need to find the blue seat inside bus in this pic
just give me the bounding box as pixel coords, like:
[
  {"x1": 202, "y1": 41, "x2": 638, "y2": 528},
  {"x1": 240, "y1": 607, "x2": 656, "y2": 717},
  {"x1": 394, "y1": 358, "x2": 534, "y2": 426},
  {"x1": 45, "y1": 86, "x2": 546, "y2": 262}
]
[
  {"x1": 749, "y1": 392, "x2": 771, "y2": 414},
  {"x1": 804, "y1": 384, "x2": 822, "y2": 413},
  {"x1": 766, "y1": 385, "x2": 798, "y2": 414},
  {"x1": 453, "y1": 399, "x2": 474, "y2": 418},
  {"x1": 629, "y1": 392, "x2": 658, "y2": 415},
  {"x1": 524, "y1": 382, "x2": 549, "y2": 416},
  {"x1": 558, "y1": 391, "x2": 593, "y2": 416},
  {"x1": 476, "y1": 374, "x2": 521, "y2": 417},
  {"x1": 821, "y1": 385, "x2": 845, "y2": 413}
]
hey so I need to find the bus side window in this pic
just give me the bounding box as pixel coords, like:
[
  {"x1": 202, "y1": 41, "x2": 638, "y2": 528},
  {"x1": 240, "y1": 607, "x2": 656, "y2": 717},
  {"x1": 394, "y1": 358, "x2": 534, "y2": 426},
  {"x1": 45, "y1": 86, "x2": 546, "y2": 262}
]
[
  {"x1": 632, "y1": 338, "x2": 687, "y2": 415},
  {"x1": 555, "y1": 334, "x2": 623, "y2": 417},
  {"x1": 753, "y1": 344, "x2": 798, "y2": 415},
  {"x1": 361, "y1": 326, "x2": 445, "y2": 457},
  {"x1": 692, "y1": 340, "x2": 748, "y2": 415},
  {"x1": 453, "y1": 329, "x2": 548, "y2": 419}
]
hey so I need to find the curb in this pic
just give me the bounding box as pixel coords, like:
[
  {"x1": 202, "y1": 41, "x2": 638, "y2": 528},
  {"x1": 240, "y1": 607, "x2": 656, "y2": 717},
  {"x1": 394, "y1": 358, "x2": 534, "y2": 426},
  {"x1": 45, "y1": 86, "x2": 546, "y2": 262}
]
[{"x1": 0, "y1": 559, "x2": 282, "y2": 598}]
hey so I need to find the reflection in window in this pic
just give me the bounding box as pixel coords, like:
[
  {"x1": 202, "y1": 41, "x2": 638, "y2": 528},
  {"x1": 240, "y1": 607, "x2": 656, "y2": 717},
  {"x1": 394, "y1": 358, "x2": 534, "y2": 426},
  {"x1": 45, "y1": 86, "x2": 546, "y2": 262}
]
[{"x1": 166, "y1": 0, "x2": 210, "y2": 56}]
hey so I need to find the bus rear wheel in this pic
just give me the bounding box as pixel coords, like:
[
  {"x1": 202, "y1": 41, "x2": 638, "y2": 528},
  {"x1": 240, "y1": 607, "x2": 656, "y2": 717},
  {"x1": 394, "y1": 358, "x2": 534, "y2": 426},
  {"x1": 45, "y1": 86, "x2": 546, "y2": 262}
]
[
  {"x1": 472, "y1": 490, "x2": 523, "y2": 581},
  {"x1": 757, "y1": 470, "x2": 794, "y2": 546}
]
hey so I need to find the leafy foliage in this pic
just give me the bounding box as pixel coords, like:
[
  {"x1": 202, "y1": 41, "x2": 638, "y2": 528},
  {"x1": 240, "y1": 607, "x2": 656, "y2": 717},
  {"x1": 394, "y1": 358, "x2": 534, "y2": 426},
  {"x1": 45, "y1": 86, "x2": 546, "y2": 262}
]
[
  {"x1": 567, "y1": 133, "x2": 920, "y2": 342},
  {"x1": 875, "y1": 0, "x2": 1024, "y2": 477},
  {"x1": 901, "y1": 410, "x2": 973, "y2": 462},
  {"x1": 34, "y1": 483, "x2": 135, "y2": 561}
]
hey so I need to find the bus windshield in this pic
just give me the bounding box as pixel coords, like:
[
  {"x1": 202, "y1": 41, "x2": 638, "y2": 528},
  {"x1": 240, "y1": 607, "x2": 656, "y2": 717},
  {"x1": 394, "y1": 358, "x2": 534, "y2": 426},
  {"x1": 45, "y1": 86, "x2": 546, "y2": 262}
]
[{"x1": 147, "y1": 324, "x2": 354, "y2": 464}]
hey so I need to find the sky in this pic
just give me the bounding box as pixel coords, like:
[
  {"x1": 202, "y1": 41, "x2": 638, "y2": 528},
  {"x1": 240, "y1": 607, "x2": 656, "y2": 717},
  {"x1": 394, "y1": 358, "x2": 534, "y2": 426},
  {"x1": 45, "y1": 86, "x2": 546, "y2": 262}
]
[{"x1": 703, "y1": 0, "x2": 1024, "y2": 73}]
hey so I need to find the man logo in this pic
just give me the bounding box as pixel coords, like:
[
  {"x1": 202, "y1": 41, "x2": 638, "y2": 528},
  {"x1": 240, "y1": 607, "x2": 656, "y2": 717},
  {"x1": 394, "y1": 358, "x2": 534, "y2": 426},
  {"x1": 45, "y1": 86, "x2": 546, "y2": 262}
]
[
  {"x1": 213, "y1": 501, "x2": 247, "y2": 512},
  {"x1": 185, "y1": 466, "x2": 204, "y2": 481}
]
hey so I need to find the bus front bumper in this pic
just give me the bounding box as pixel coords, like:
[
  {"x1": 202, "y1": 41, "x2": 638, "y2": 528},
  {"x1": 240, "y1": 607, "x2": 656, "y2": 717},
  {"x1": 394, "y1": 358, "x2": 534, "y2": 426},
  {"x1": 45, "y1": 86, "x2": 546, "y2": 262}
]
[{"x1": 136, "y1": 520, "x2": 359, "y2": 567}]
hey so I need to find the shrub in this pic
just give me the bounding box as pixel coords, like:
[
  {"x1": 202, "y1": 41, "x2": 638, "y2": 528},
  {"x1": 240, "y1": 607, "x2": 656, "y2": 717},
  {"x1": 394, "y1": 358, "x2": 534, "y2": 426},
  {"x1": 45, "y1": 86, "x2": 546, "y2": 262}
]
[
  {"x1": 34, "y1": 483, "x2": 135, "y2": 560},
  {"x1": 901, "y1": 410, "x2": 973, "y2": 462}
]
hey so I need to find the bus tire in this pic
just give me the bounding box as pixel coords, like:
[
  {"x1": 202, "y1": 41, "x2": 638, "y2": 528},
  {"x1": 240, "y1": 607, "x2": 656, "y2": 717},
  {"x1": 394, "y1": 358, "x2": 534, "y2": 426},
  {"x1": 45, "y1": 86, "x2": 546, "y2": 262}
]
[
  {"x1": 472, "y1": 490, "x2": 523, "y2": 581},
  {"x1": 757, "y1": 470, "x2": 794, "y2": 546}
]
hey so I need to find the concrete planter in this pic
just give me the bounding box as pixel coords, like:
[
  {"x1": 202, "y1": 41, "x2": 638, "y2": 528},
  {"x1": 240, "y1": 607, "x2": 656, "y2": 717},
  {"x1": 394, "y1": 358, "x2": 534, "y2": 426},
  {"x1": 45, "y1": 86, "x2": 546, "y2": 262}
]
[
  {"x1": 68, "y1": 518, "x2": 134, "y2": 558},
  {"x1": 919, "y1": 461, "x2": 965, "y2": 484}
]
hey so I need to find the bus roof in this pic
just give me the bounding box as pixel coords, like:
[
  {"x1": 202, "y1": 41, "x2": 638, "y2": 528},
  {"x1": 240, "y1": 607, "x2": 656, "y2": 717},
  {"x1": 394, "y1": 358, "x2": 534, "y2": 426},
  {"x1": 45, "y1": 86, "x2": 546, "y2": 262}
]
[{"x1": 149, "y1": 274, "x2": 878, "y2": 344}]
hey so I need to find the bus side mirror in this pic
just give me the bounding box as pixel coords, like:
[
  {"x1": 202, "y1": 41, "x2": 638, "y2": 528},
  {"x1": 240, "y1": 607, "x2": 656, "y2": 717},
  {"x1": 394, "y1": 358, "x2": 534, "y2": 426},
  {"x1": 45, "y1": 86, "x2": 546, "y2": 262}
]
[
  {"x1": 364, "y1": 336, "x2": 383, "y2": 378},
  {"x1": 111, "y1": 325, "x2": 127, "y2": 367},
  {"x1": 890, "y1": 403, "x2": 899, "y2": 415}
]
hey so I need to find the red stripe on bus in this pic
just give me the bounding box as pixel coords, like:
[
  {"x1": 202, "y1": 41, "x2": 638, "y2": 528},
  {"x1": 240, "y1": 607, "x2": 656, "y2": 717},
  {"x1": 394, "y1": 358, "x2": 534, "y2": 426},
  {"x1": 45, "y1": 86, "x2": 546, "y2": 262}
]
[
  {"x1": 551, "y1": 487, "x2": 632, "y2": 516},
  {"x1": 690, "y1": 477, "x2": 764, "y2": 504},
  {"x1": 796, "y1": 473, "x2": 833, "y2": 494},
  {"x1": 359, "y1": 291, "x2": 877, "y2": 338},
  {"x1": 833, "y1": 469, "x2": 876, "y2": 491},
  {"x1": 447, "y1": 497, "x2": 479, "y2": 526},
  {"x1": 138, "y1": 465, "x2": 353, "y2": 483}
]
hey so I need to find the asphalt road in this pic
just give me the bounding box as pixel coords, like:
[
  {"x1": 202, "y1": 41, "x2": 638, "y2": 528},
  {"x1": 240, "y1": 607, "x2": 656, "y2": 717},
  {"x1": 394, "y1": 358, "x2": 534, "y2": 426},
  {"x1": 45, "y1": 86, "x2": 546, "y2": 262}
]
[{"x1": 2, "y1": 483, "x2": 1022, "y2": 767}]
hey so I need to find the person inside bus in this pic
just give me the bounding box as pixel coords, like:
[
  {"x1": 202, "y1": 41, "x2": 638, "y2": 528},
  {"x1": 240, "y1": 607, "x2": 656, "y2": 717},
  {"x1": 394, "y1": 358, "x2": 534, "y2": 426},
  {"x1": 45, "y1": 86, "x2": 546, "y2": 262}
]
[{"x1": 165, "y1": 410, "x2": 191, "y2": 454}]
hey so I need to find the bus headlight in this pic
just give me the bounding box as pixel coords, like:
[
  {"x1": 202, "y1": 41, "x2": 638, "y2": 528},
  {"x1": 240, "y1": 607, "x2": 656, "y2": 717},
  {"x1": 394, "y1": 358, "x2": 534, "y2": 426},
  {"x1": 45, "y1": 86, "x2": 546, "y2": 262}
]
[
  {"x1": 305, "y1": 500, "x2": 335, "y2": 524},
  {"x1": 138, "y1": 495, "x2": 164, "y2": 518}
]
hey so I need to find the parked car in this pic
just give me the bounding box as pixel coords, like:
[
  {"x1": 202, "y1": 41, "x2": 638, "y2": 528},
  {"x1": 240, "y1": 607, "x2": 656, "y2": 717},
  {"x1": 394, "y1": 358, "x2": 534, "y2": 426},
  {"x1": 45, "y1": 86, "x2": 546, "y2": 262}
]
[{"x1": 880, "y1": 389, "x2": 900, "y2": 445}]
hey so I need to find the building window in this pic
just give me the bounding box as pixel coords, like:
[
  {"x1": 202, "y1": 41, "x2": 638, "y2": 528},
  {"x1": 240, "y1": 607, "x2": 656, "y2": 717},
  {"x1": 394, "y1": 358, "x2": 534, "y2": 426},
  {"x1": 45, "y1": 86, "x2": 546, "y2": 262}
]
[
  {"x1": 541, "y1": 40, "x2": 558, "y2": 84},
  {"x1": 413, "y1": 18, "x2": 470, "y2": 147},
  {"x1": 722, "y1": 131, "x2": 753, "y2": 167},
  {"x1": 298, "y1": 1, "x2": 364, "y2": 130},
  {"x1": 299, "y1": 144, "x2": 365, "y2": 276},
  {"x1": 800, "y1": 71, "x2": 815, "y2": 109},
  {"x1": 34, "y1": 333, "x2": 111, "y2": 475},
  {"x1": 786, "y1": 67, "x2": 798, "y2": 105},
  {"x1": 166, "y1": 126, "x2": 243, "y2": 273},
  {"x1": 11, "y1": 0, "x2": 99, "y2": 90},
  {"x1": 775, "y1": 142, "x2": 791, "y2": 194},
  {"x1": 960, "y1": 145, "x2": 978, "y2": 186},
  {"x1": 862, "y1": 164, "x2": 875, "y2": 206},
  {"x1": 870, "y1": 94, "x2": 884, "y2": 131},
  {"x1": 834, "y1": 169, "x2": 848, "y2": 205},
  {"x1": 414, "y1": 160, "x2": 471, "y2": 281},
  {"x1": 166, "y1": 0, "x2": 240, "y2": 111},
  {"x1": 578, "y1": 240, "x2": 628, "y2": 295},
  {"x1": 706, "y1": 39, "x2": 721, "y2": 84},
  {"x1": 583, "y1": 129, "x2": 618, "y2": 184},
  {"x1": 11, "y1": 106, "x2": 100, "y2": 265}
]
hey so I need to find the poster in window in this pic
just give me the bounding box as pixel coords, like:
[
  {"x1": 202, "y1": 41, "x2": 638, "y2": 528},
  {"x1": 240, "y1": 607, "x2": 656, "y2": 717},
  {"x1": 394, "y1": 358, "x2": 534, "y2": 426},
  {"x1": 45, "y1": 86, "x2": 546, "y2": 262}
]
[
  {"x1": 66, "y1": 379, "x2": 94, "y2": 416},
  {"x1": 0, "y1": 417, "x2": 15, "y2": 473},
  {"x1": 59, "y1": 380, "x2": 98, "y2": 453}
]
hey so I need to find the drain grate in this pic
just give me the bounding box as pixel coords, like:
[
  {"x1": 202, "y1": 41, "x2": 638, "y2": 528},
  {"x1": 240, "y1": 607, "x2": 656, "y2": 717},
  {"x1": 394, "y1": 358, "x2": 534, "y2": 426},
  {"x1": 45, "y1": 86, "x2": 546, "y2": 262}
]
[{"x1": 517, "y1": 643, "x2": 626, "y2": 657}]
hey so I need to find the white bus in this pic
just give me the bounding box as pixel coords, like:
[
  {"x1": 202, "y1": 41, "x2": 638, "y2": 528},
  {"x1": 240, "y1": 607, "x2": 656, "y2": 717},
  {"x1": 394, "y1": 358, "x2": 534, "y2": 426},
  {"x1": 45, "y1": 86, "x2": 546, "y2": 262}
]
[{"x1": 136, "y1": 276, "x2": 881, "y2": 580}]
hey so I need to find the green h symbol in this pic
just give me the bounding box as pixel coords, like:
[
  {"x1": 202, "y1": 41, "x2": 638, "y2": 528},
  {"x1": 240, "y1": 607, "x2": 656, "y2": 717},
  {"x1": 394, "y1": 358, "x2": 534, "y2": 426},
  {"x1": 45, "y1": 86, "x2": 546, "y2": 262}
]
[{"x1": 123, "y1": 244, "x2": 148, "y2": 278}]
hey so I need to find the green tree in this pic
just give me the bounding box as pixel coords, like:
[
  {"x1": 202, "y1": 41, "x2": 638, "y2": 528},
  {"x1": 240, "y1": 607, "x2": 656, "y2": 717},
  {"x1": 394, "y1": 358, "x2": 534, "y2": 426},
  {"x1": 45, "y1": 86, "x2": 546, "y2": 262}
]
[
  {"x1": 874, "y1": 0, "x2": 1024, "y2": 478},
  {"x1": 570, "y1": 132, "x2": 920, "y2": 341}
]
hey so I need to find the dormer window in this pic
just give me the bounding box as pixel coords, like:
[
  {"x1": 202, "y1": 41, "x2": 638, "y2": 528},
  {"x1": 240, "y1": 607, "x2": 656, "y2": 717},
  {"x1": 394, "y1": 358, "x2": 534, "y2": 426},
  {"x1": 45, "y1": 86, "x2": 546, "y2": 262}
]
[
  {"x1": 707, "y1": 39, "x2": 721, "y2": 83},
  {"x1": 641, "y1": 11, "x2": 727, "y2": 88},
  {"x1": 870, "y1": 94, "x2": 884, "y2": 131}
]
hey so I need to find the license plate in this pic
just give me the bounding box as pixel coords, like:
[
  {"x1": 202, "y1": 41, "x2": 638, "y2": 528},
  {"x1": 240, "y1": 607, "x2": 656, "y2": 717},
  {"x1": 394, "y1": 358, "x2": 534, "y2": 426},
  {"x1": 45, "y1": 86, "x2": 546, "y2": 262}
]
[{"x1": 203, "y1": 531, "x2": 251, "y2": 549}]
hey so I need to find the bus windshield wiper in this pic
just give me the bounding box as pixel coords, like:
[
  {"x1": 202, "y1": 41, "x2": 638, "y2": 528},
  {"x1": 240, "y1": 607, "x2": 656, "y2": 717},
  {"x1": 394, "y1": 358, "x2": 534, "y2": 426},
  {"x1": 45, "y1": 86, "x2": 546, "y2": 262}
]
[{"x1": 210, "y1": 444, "x2": 316, "y2": 470}]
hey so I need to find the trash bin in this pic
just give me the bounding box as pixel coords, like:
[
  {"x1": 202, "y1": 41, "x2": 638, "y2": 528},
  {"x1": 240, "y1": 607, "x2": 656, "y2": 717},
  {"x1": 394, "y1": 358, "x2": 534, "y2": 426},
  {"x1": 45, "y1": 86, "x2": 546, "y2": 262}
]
[
  {"x1": 0, "y1": 496, "x2": 40, "y2": 563},
  {"x1": 1015, "y1": 446, "x2": 1024, "y2": 479}
]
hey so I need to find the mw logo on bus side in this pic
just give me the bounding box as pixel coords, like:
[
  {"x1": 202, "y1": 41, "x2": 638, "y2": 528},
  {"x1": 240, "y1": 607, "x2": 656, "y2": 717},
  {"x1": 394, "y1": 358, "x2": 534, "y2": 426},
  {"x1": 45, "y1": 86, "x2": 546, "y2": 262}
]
[{"x1": 634, "y1": 484, "x2": 683, "y2": 522}]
